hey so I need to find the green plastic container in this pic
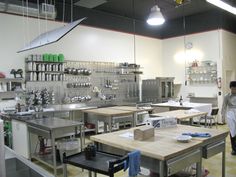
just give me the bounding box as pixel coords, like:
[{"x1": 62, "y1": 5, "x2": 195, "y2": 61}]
[
  {"x1": 43, "y1": 54, "x2": 49, "y2": 62},
  {"x1": 49, "y1": 54, "x2": 54, "y2": 62},
  {"x1": 53, "y1": 54, "x2": 58, "y2": 62},
  {"x1": 58, "y1": 54, "x2": 64, "y2": 62}
]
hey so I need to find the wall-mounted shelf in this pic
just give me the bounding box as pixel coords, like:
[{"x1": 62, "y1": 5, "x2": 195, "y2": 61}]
[
  {"x1": 25, "y1": 59, "x2": 65, "y2": 82},
  {"x1": 186, "y1": 60, "x2": 217, "y2": 85},
  {"x1": 0, "y1": 78, "x2": 24, "y2": 83},
  {"x1": 25, "y1": 56, "x2": 141, "y2": 105},
  {"x1": 0, "y1": 78, "x2": 25, "y2": 100}
]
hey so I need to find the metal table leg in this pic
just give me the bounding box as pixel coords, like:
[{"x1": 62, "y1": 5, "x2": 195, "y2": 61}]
[
  {"x1": 88, "y1": 170, "x2": 92, "y2": 177},
  {"x1": 222, "y1": 144, "x2": 226, "y2": 177},
  {"x1": 108, "y1": 117, "x2": 112, "y2": 133},
  {"x1": 190, "y1": 118, "x2": 193, "y2": 125},
  {"x1": 196, "y1": 158, "x2": 202, "y2": 177},
  {"x1": 79, "y1": 125, "x2": 83, "y2": 151},
  {"x1": 28, "y1": 131, "x2": 32, "y2": 160},
  {"x1": 159, "y1": 161, "x2": 164, "y2": 177},
  {"x1": 95, "y1": 120, "x2": 99, "y2": 134},
  {"x1": 63, "y1": 163, "x2": 67, "y2": 177},
  {"x1": 51, "y1": 134, "x2": 57, "y2": 176}
]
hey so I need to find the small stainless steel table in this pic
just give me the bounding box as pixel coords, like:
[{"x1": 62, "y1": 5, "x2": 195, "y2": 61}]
[
  {"x1": 82, "y1": 107, "x2": 135, "y2": 133},
  {"x1": 27, "y1": 117, "x2": 84, "y2": 177}
]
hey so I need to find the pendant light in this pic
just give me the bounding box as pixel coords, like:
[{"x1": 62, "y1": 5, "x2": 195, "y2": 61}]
[{"x1": 146, "y1": 0, "x2": 165, "y2": 26}]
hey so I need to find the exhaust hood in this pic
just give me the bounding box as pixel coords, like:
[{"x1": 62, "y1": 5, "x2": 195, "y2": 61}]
[{"x1": 18, "y1": 17, "x2": 87, "y2": 53}]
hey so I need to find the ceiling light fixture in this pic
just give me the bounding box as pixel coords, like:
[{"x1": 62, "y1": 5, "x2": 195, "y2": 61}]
[
  {"x1": 146, "y1": 3, "x2": 165, "y2": 26},
  {"x1": 206, "y1": 0, "x2": 236, "y2": 15}
]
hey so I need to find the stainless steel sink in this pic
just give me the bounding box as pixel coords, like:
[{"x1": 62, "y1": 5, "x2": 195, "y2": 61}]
[{"x1": 6, "y1": 158, "x2": 43, "y2": 177}]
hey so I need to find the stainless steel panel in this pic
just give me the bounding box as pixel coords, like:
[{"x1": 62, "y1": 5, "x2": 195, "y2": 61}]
[
  {"x1": 28, "y1": 125, "x2": 50, "y2": 139},
  {"x1": 0, "y1": 120, "x2": 6, "y2": 177},
  {"x1": 167, "y1": 149, "x2": 201, "y2": 176},
  {"x1": 142, "y1": 77, "x2": 174, "y2": 103},
  {"x1": 53, "y1": 127, "x2": 77, "y2": 139},
  {"x1": 5, "y1": 147, "x2": 54, "y2": 177},
  {"x1": 202, "y1": 141, "x2": 225, "y2": 159}
]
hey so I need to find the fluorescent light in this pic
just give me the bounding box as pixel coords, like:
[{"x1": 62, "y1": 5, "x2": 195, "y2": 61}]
[
  {"x1": 206, "y1": 0, "x2": 236, "y2": 15},
  {"x1": 147, "y1": 5, "x2": 165, "y2": 26}
]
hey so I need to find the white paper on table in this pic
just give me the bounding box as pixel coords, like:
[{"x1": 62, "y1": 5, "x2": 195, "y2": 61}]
[
  {"x1": 185, "y1": 109, "x2": 200, "y2": 114},
  {"x1": 119, "y1": 132, "x2": 134, "y2": 139}
]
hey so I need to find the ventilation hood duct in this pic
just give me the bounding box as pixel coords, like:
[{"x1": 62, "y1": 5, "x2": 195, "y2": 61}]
[
  {"x1": 74, "y1": 0, "x2": 107, "y2": 8},
  {"x1": 0, "y1": 1, "x2": 56, "y2": 19},
  {"x1": 18, "y1": 17, "x2": 87, "y2": 53}
]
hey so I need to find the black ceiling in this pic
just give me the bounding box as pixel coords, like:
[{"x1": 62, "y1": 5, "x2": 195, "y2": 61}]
[{"x1": 2, "y1": 0, "x2": 236, "y2": 38}]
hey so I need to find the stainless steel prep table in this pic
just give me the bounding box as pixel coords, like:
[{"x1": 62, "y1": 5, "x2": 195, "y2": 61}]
[
  {"x1": 91, "y1": 125, "x2": 228, "y2": 177},
  {"x1": 110, "y1": 106, "x2": 154, "y2": 125},
  {"x1": 33, "y1": 104, "x2": 97, "y2": 120},
  {"x1": 27, "y1": 117, "x2": 84, "y2": 177},
  {"x1": 82, "y1": 107, "x2": 135, "y2": 133}
]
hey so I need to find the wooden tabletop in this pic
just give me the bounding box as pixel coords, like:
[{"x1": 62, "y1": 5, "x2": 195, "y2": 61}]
[
  {"x1": 151, "y1": 110, "x2": 208, "y2": 121},
  {"x1": 110, "y1": 106, "x2": 154, "y2": 112},
  {"x1": 90, "y1": 125, "x2": 228, "y2": 161},
  {"x1": 81, "y1": 107, "x2": 134, "y2": 116}
]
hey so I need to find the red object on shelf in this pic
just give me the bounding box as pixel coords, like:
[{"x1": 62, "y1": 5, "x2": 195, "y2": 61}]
[
  {"x1": 0, "y1": 72, "x2": 6, "y2": 78},
  {"x1": 85, "y1": 123, "x2": 95, "y2": 129}
]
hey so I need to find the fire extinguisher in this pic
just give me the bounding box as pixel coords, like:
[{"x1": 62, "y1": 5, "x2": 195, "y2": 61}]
[{"x1": 217, "y1": 77, "x2": 222, "y2": 89}]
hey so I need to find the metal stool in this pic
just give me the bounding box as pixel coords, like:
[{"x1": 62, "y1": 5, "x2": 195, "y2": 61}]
[{"x1": 199, "y1": 108, "x2": 219, "y2": 128}]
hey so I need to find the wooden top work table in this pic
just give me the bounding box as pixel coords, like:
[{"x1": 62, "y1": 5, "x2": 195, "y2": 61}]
[
  {"x1": 82, "y1": 107, "x2": 135, "y2": 133},
  {"x1": 151, "y1": 109, "x2": 208, "y2": 125},
  {"x1": 110, "y1": 106, "x2": 154, "y2": 112},
  {"x1": 91, "y1": 125, "x2": 228, "y2": 177}
]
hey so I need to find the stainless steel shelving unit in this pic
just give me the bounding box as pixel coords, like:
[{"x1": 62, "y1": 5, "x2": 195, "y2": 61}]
[
  {"x1": 186, "y1": 60, "x2": 217, "y2": 85},
  {"x1": 0, "y1": 78, "x2": 25, "y2": 100}
]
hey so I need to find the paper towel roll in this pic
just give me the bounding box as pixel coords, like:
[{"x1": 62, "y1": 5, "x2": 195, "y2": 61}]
[{"x1": 0, "y1": 119, "x2": 6, "y2": 177}]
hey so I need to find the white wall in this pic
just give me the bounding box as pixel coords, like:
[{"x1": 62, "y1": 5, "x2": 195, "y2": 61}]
[
  {"x1": 0, "y1": 13, "x2": 162, "y2": 110},
  {"x1": 221, "y1": 30, "x2": 236, "y2": 93},
  {"x1": 136, "y1": 35, "x2": 162, "y2": 80},
  {"x1": 2, "y1": 13, "x2": 236, "y2": 121},
  {"x1": 162, "y1": 31, "x2": 221, "y2": 99},
  {"x1": 0, "y1": 13, "x2": 162, "y2": 78}
]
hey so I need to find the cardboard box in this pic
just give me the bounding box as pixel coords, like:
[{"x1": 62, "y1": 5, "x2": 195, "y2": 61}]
[
  {"x1": 146, "y1": 116, "x2": 177, "y2": 129},
  {"x1": 134, "y1": 126, "x2": 154, "y2": 141}
]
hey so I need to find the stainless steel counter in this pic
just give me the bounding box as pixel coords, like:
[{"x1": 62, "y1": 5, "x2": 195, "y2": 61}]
[
  {"x1": 27, "y1": 117, "x2": 82, "y2": 131},
  {"x1": 5, "y1": 146, "x2": 54, "y2": 177},
  {"x1": 1, "y1": 104, "x2": 97, "y2": 122}
]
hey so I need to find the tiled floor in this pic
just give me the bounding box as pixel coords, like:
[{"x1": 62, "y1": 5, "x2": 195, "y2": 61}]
[
  {"x1": 37, "y1": 125, "x2": 236, "y2": 177},
  {"x1": 201, "y1": 125, "x2": 236, "y2": 177}
]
